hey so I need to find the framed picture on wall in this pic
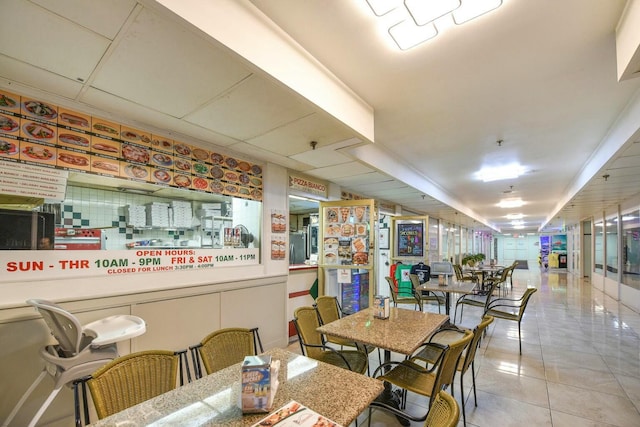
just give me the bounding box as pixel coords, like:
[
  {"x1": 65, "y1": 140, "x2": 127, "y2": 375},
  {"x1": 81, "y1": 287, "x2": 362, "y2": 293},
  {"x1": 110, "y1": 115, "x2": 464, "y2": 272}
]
[{"x1": 379, "y1": 227, "x2": 390, "y2": 250}]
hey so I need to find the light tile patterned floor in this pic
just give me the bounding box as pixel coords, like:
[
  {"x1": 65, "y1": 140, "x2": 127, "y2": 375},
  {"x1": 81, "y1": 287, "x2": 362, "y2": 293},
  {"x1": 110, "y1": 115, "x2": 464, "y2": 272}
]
[{"x1": 289, "y1": 269, "x2": 640, "y2": 426}]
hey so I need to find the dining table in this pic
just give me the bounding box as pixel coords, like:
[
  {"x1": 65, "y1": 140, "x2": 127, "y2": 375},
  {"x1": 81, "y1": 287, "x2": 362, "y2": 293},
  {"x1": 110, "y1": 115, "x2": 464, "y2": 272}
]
[
  {"x1": 90, "y1": 348, "x2": 384, "y2": 427},
  {"x1": 316, "y1": 307, "x2": 448, "y2": 426},
  {"x1": 466, "y1": 265, "x2": 504, "y2": 289},
  {"x1": 418, "y1": 277, "x2": 479, "y2": 316}
]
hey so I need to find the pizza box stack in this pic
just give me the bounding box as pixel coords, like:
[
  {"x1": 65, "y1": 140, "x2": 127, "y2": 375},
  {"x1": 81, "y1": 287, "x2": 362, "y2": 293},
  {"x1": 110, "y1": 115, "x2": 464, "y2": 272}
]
[
  {"x1": 125, "y1": 204, "x2": 147, "y2": 227},
  {"x1": 241, "y1": 355, "x2": 280, "y2": 414},
  {"x1": 146, "y1": 202, "x2": 170, "y2": 227},
  {"x1": 171, "y1": 200, "x2": 192, "y2": 228}
]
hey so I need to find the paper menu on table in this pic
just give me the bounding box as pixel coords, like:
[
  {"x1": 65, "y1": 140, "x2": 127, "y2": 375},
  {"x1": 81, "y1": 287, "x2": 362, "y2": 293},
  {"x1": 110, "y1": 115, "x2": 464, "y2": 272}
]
[{"x1": 251, "y1": 400, "x2": 343, "y2": 427}]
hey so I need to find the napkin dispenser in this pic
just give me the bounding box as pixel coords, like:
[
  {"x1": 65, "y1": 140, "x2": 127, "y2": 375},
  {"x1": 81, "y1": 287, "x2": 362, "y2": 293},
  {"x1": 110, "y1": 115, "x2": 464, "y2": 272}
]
[
  {"x1": 241, "y1": 355, "x2": 280, "y2": 414},
  {"x1": 373, "y1": 295, "x2": 390, "y2": 319}
]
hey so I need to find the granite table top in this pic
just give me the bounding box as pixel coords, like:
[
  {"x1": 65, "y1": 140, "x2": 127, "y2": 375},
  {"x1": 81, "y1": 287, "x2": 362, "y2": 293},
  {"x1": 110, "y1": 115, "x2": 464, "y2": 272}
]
[
  {"x1": 316, "y1": 307, "x2": 449, "y2": 356},
  {"x1": 90, "y1": 348, "x2": 383, "y2": 426}
]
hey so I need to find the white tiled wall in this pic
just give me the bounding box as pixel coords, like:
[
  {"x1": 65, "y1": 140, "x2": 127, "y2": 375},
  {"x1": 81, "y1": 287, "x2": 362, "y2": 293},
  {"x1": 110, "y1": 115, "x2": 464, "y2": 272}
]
[{"x1": 62, "y1": 186, "x2": 261, "y2": 250}]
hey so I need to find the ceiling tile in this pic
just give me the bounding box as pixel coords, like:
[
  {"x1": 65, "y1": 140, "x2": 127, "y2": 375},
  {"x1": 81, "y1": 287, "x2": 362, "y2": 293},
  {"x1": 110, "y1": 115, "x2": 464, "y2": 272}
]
[
  {"x1": 305, "y1": 161, "x2": 374, "y2": 180},
  {"x1": 91, "y1": 8, "x2": 252, "y2": 118},
  {"x1": 0, "y1": 56, "x2": 83, "y2": 99},
  {"x1": 246, "y1": 112, "x2": 356, "y2": 156},
  {"x1": 0, "y1": 0, "x2": 111, "y2": 81},
  {"x1": 31, "y1": 0, "x2": 137, "y2": 39},
  {"x1": 184, "y1": 74, "x2": 316, "y2": 140}
]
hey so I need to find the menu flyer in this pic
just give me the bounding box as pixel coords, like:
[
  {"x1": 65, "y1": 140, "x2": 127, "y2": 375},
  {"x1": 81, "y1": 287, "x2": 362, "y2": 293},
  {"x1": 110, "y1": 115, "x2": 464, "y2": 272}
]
[{"x1": 251, "y1": 400, "x2": 342, "y2": 427}]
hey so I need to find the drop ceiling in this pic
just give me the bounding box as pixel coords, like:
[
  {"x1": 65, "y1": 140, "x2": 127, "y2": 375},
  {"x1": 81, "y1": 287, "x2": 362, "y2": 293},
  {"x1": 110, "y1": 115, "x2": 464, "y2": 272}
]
[{"x1": 1, "y1": 0, "x2": 640, "y2": 235}]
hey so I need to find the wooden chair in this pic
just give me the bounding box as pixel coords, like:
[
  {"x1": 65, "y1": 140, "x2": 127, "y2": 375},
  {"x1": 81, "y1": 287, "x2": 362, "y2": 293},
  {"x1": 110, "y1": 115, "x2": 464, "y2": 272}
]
[
  {"x1": 485, "y1": 288, "x2": 537, "y2": 354},
  {"x1": 409, "y1": 273, "x2": 445, "y2": 313},
  {"x1": 385, "y1": 276, "x2": 422, "y2": 311},
  {"x1": 424, "y1": 391, "x2": 460, "y2": 427},
  {"x1": 293, "y1": 306, "x2": 368, "y2": 375},
  {"x1": 190, "y1": 327, "x2": 263, "y2": 378},
  {"x1": 87, "y1": 350, "x2": 179, "y2": 420}
]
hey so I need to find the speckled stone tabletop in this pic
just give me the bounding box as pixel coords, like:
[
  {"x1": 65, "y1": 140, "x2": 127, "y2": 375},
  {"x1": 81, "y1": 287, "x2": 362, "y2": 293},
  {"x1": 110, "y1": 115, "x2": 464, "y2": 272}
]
[
  {"x1": 316, "y1": 307, "x2": 449, "y2": 355},
  {"x1": 90, "y1": 348, "x2": 383, "y2": 426},
  {"x1": 418, "y1": 279, "x2": 477, "y2": 295}
]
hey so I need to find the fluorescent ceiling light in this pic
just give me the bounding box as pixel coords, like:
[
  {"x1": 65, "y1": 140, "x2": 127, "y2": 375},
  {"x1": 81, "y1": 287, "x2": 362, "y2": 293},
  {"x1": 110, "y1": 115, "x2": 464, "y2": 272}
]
[
  {"x1": 476, "y1": 163, "x2": 526, "y2": 182},
  {"x1": 389, "y1": 20, "x2": 437, "y2": 50},
  {"x1": 364, "y1": 0, "x2": 504, "y2": 50},
  {"x1": 498, "y1": 199, "x2": 524, "y2": 208},
  {"x1": 453, "y1": 0, "x2": 503, "y2": 24},
  {"x1": 506, "y1": 213, "x2": 524, "y2": 220},
  {"x1": 405, "y1": 0, "x2": 460, "y2": 25},
  {"x1": 511, "y1": 220, "x2": 524, "y2": 226},
  {"x1": 513, "y1": 225, "x2": 525, "y2": 230}
]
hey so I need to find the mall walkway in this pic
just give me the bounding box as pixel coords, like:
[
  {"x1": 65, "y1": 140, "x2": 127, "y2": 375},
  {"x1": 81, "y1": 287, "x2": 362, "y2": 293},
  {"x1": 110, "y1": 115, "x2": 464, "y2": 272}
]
[{"x1": 292, "y1": 268, "x2": 640, "y2": 426}]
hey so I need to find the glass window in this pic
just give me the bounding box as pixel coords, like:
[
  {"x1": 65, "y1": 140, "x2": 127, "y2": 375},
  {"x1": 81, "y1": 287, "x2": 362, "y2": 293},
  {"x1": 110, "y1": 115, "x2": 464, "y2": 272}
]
[
  {"x1": 594, "y1": 219, "x2": 604, "y2": 274},
  {"x1": 605, "y1": 215, "x2": 618, "y2": 279},
  {"x1": 622, "y1": 208, "x2": 640, "y2": 290}
]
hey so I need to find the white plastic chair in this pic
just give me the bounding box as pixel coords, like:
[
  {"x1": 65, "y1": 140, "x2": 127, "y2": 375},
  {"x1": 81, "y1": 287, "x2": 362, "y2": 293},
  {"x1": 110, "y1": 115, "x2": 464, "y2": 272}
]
[{"x1": 3, "y1": 299, "x2": 146, "y2": 427}]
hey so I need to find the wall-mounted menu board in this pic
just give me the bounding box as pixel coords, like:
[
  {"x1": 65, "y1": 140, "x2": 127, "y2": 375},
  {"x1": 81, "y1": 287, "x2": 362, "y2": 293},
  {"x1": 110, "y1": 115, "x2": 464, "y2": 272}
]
[
  {"x1": 319, "y1": 199, "x2": 375, "y2": 269},
  {"x1": 0, "y1": 89, "x2": 263, "y2": 201}
]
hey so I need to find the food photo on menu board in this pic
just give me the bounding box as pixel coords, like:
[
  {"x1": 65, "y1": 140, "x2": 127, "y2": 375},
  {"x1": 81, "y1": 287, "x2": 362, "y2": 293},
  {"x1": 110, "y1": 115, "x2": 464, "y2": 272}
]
[
  {"x1": 0, "y1": 138, "x2": 19, "y2": 158},
  {"x1": 58, "y1": 129, "x2": 90, "y2": 150},
  {"x1": 58, "y1": 108, "x2": 91, "y2": 131},
  {"x1": 0, "y1": 91, "x2": 20, "y2": 112},
  {"x1": 91, "y1": 136, "x2": 120, "y2": 157},
  {"x1": 1, "y1": 113, "x2": 20, "y2": 135},
  {"x1": 91, "y1": 156, "x2": 120, "y2": 176},
  {"x1": 22, "y1": 99, "x2": 58, "y2": 122}
]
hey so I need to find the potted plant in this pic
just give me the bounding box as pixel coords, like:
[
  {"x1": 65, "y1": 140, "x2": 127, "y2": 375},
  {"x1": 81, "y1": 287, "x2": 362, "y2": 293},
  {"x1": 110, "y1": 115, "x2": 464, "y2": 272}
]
[{"x1": 462, "y1": 253, "x2": 486, "y2": 268}]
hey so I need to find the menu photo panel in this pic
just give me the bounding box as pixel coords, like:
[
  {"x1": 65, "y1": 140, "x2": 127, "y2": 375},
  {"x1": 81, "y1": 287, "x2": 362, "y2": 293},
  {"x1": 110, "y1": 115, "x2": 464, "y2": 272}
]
[{"x1": 319, "y1": 199, "x2": 374, "y2": 269}]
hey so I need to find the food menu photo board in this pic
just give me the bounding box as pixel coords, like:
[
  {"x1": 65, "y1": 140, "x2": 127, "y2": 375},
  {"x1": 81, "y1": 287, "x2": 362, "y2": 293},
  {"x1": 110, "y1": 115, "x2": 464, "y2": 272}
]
[
  {"x1": 391, "y1": 215, "x2": 429, "y2": 261},
  {"x1": 319, "y1": 199, "x2": 374, "y2": 268},
  {"x1": 0, "y1": 88, "x2": 263, "y2": 201}
]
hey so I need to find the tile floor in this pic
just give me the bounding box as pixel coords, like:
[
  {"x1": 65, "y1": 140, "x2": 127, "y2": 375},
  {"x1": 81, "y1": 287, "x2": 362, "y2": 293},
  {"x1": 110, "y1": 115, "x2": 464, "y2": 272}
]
[{"x1": 289, "y1": 269, "x2": 640, "y2": 426}]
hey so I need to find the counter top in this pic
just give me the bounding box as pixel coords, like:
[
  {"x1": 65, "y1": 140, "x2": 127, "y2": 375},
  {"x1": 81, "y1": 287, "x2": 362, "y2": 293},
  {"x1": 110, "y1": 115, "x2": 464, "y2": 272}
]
[{"x1": 288, "y1": 264, "x2": 318, "y2": 271}]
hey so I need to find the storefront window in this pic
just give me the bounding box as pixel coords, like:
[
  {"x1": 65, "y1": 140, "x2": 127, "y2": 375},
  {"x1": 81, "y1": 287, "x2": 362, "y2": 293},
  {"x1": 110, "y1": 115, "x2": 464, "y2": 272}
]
[
  {"x1": 622, "y1": 208, "x2": 640, "y2": 290},
  {"x1": 605, "y1": 215, "x2": 618, "y2": 279},
  {"x1": 594, "y1": 220, "x2": 604, "y2": 274}
]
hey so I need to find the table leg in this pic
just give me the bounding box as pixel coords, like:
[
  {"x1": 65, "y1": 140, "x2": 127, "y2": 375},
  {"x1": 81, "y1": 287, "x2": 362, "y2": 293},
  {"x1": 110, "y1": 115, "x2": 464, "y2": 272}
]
[
  {"x1": 373, "y1": 349, "x2": 410, "y2": 426},
  {"x1": 444, "y1": 293, "x2": 450, "y2": 316}
]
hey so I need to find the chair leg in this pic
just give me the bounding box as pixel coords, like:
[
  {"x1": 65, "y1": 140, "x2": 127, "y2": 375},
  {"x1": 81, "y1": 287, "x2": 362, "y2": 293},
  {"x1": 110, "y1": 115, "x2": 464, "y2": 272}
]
[
  {"x1": 518, "y1": 321, "x2": 522, "y2": 355},
  {"x1": 472, "y1": 361, "x2": 478, "y2": 406},
  {"x1": 460, "y1": 371, "x2": 466, "y2": 427},
  {"x1": 28, "y1": 385, "x2": 63, "y2": 427},
  {"x1": 2, "y1": 369, "x2": 47, "y2": 427}
]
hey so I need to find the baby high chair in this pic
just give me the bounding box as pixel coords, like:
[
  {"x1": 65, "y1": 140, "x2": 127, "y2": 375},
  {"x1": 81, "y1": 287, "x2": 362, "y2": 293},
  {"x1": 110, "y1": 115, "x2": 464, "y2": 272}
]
[{"x1": 3, "y1": 299, "x2": 146, "y2": 427}]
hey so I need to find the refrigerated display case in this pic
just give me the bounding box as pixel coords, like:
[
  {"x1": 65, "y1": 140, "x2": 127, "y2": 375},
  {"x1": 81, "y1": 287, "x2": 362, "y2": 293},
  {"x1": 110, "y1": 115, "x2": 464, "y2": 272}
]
[{"x1": 341, "y1": 269, "x2": 370, "y2": 314}]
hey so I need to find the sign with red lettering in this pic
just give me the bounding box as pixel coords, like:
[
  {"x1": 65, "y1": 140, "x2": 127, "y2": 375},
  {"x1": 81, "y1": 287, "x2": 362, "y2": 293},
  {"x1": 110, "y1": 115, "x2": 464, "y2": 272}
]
[{"x1": 0, "y1": 248, "x2": 259, "y2": 283}]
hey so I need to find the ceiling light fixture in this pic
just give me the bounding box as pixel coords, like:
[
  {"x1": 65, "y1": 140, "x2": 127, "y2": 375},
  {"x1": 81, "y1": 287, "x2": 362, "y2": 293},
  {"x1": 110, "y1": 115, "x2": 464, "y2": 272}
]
[
  {"x1": 506, "y1": 213, "x2": 524, "y2": 220},
  {"x1": 476, "y1": 163, "x2": 525, "y2": 182},
  {"x1": 498, "y1": 198, "x2": 524, "y2": 208},
  {"x1": 365, "y1": 0, "x2": 504, "y2": 51}
]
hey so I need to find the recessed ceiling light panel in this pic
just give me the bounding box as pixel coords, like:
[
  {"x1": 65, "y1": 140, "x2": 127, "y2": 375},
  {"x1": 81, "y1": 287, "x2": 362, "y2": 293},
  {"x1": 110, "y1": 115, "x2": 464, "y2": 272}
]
[{"x1": 498, "y1": 199, "x2": 524, "y2": 208}]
